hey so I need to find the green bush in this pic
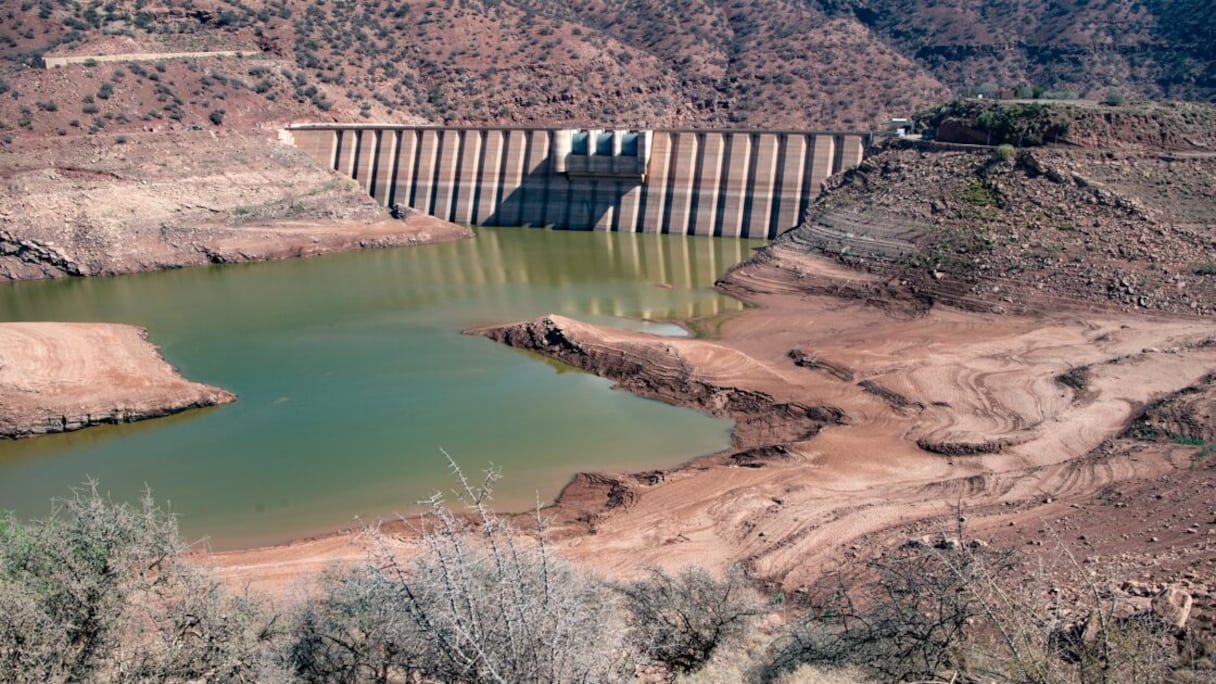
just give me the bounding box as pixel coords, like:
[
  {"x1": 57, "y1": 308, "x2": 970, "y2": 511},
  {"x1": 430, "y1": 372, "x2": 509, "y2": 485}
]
[{"x1": 993, "y1": 143, "x2": 1016, "y2": 162}]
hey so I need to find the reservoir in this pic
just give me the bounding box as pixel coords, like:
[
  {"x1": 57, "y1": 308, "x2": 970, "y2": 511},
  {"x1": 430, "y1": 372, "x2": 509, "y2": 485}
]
[{"x1": 0, "y1": 228, "x2": 760, "y2": 549}]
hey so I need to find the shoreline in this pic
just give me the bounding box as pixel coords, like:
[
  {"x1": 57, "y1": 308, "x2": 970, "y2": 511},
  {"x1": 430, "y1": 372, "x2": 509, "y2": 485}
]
[{"x1": 206, "y1": 242, "x2": 1216, "y2": 597}]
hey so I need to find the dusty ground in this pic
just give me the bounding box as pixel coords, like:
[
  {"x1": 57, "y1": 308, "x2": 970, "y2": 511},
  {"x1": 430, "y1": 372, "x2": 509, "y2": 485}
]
[
  {"x1": 209, "y1": 243, "x2": 1216, "y2": 635},
  {"x1": 0, "y1": 321, "x2": 235, "y2": 438},
  {"x1": 0, "y1": 131, "x2": 471, "y2": 280}
]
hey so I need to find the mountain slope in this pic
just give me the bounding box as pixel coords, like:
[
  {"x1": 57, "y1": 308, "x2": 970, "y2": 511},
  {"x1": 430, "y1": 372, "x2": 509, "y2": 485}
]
[
  {"x1": 835, "y1": 0, "x2": 1216, "y2": 100},
  {"x1": 3, "y1": 0, "x2": 949, "y2": 136}
]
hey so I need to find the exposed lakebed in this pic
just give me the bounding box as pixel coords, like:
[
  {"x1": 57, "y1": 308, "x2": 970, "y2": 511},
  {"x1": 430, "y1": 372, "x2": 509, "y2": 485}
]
[{"x1": 0, "y1": 228, "x2": 760, "y2": 549}]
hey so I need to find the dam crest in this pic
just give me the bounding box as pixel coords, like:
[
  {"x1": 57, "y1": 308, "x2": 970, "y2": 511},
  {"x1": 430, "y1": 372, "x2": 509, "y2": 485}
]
[{"x1": 285, "y1": 125, "x2": 871, "y2": 239}]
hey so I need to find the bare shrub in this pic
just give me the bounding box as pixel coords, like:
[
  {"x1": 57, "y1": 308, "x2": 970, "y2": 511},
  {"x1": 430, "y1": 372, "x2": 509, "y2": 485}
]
[
  {"x1": 617, "y1": 565, "x2": 765, "y2": 676},
  {"x1": 760, "y1": 525, "x2": 1193, "y2": 684},
  {"x1": 288, "y1": 567, "x2": 424, "y2": 683},
  {"x1": 762, "y1": 540, "x2": 993, "y2": 683},
  {"x1": 959, "y1": 544, "x2": 1182, "y2": 684},
  {"x1": 119, "y1": 568, "x2": 283, "y2": 683},
  {"x1": 0, "y1": 483, "x2": 182, "y2": 682},
  {"x1": 294, "y1": 457, "x2": 630, "y2": 683},
  {"x1": 0, "y1": 482, "x2": 280, "y2": 683}
]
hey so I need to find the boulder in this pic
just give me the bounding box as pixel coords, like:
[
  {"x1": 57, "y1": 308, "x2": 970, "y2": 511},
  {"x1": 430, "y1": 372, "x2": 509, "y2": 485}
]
[{"x1": 1151, "y1": 585, "x2": 1193, "y2": 630}]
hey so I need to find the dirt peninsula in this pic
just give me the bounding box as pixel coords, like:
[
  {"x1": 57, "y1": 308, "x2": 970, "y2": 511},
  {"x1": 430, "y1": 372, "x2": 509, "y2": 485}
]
[{"x1": 0, "y1": 322, "x2": 235, "y2": 438}]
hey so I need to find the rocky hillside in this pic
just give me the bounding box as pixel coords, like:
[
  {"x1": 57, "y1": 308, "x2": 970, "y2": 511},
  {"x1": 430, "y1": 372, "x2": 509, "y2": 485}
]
[
  {"x1": 0, "y1": 0, "x2": 949, "y2": 140},
  {"x1": 4, "y1": 0, "x2": 1215, "y2": 142},
  {"x1": 830, "y1": 0, "x2": 1216, "y2": 102},
  {"x1": 775, "y1": 102, "x2": 1216, "y2": 316}
]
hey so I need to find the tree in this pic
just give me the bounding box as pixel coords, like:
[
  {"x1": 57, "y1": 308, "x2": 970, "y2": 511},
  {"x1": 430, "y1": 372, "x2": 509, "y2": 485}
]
[
  {"x1": 1102, "y1": 90, "x2": 1125, "y2": 106},
  {"x1": 209, "y1": 109, "x2": 226, "y2": 125}
]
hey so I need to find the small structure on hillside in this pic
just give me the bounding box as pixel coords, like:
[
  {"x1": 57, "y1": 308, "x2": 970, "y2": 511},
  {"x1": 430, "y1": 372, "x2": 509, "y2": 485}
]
[{"x1": 886, "y1": 118, "x2": 912, "y2": 137}]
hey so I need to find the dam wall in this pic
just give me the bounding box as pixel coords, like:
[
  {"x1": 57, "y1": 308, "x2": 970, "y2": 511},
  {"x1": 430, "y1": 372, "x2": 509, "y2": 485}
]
[{"x1": 285, "y1": 125, "x2": 870, "y2": 239}]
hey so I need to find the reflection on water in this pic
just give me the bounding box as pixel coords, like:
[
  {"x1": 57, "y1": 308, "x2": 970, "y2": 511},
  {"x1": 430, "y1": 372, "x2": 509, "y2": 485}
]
[{"x1": 0, "y1": 228, "x2": 762, "y2": 549}]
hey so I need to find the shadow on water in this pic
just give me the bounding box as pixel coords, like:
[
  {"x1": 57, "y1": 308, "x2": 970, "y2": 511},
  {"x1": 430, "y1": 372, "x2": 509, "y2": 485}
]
[{"x1": 0, "y1": 228, "x2": 764, "y2": 549}]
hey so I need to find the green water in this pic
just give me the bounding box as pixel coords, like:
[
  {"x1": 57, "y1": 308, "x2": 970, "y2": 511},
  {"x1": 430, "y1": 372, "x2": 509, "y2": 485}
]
[{"x1": 0, "y1": 228, "x2": 762, "y2": 549}]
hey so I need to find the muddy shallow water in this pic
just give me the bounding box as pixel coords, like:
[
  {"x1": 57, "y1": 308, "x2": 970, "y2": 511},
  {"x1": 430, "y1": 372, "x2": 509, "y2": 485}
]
[{"x1": 0, "y1": 228, "x2": 764, "y2": 549}]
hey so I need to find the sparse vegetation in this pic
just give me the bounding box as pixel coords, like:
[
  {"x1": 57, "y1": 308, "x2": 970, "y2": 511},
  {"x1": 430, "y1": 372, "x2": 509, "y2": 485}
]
[
  {"x1": 1, "y1": 477, "x2": 1209, "y2": 683},
  {"x1": 292, "y1": 461, "x2": 630, "y2": 683},
  {"x1": 961, "y1": 177, "x2": 1000, "y2": 207},
  {"x1": 1171, "y1": 433, "x2": 1215, "y2": 459},
  {"x1": 760, "y1": 525, "x2": 1205, "y2": 684},
  {"x1": 0, "y1": 482, "x2": 275, "y2": 683}
]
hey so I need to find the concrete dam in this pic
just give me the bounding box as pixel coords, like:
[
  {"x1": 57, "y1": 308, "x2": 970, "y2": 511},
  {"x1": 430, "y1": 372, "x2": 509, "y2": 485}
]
[{"x1": 285, "y1": 125, "x2": 871, "y2": 239}]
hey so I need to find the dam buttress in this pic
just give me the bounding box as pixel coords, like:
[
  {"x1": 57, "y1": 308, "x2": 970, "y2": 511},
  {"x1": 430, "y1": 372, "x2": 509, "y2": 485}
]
[{"x1": 285, "y1": 125, "x2": 870, "y2": 239}]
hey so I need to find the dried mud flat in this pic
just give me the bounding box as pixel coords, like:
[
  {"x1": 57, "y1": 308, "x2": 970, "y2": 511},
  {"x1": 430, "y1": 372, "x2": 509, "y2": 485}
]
[
  {"x1": 212, "y1": 242, "x2": 1216, "y2": 632},
  {"x1": 470, "y1": 246, "x2": 1214, "y2": 583},
  {"x1": 0, "y1": 322, "x2": 235, "y2": 438}
]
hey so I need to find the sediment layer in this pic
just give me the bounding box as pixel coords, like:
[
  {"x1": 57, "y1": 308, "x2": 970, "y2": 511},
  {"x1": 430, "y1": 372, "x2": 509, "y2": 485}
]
[{"x1": 0, "y1": 134, "x2": 472, "y2": 281}]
